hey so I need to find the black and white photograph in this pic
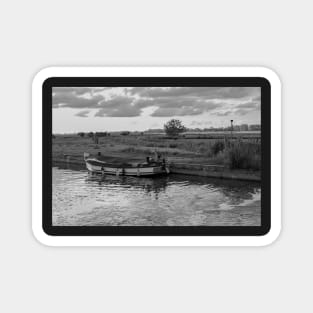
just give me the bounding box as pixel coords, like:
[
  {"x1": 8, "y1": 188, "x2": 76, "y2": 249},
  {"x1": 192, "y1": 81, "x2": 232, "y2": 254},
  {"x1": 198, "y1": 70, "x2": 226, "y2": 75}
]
[
  {"x1": 52, "y1": 86, "x2": 262, "y2": 227},
  {"x1": 4, "y1": 0, "x2": 311, "y2": 309}
]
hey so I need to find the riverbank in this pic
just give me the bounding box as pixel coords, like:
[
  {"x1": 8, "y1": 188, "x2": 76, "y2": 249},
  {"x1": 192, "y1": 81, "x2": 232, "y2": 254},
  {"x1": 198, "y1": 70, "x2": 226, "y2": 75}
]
[
  {"x1": 52, "y1": 135, "x2": 261, "y2": 182},
  {"x1": 53, "y1": 157, "x2": 260, "y2": 182}
]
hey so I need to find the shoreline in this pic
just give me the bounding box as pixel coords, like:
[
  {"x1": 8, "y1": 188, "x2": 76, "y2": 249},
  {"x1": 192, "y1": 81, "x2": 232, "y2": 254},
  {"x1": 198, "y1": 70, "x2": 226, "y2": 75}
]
[{"x1": 53, "y1": 156, "x2": 261, "y2": 182}]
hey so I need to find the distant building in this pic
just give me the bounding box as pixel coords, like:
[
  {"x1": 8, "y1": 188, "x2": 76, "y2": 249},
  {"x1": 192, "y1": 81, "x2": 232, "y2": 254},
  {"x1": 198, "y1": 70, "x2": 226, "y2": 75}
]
[
  {"x1": 240, "y1": 124, "x2": 249, "y2": 131},
  {"x1": 249, "y1": 124, "x2": 261, "y2": 131}
]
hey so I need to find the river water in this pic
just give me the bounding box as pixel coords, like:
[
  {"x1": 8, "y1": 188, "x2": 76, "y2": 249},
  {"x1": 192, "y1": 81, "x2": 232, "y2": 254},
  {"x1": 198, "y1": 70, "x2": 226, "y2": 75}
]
[{"x1": 52, "y1": 165, "x2": 261, "y2": 226}]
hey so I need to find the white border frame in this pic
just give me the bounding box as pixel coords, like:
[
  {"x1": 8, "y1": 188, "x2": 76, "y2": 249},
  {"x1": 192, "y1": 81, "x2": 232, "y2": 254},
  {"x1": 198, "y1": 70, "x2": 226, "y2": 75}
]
[{"x1": 32, "y1": 67, "x2": 281, "y2": 246}]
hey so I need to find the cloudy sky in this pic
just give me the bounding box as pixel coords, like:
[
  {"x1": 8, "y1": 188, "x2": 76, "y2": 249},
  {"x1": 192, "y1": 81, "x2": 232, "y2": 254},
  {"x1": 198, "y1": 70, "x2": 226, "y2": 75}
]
[{"x1": 52, "y1": 87, "x2": 260, "y2": 133}]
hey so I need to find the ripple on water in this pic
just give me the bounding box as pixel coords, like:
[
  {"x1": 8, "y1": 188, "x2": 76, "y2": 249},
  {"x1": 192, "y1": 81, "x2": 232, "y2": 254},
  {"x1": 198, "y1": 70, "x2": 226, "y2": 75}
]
[{"x1": 52, "y1": 166, "x2": 261, "y2": 226}]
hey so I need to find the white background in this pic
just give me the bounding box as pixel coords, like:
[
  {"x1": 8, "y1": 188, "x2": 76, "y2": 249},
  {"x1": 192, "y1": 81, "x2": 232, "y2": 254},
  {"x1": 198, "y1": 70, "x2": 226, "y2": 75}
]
[{"x1": 0, "y1": 0, "x2": 311, "y2": 312}]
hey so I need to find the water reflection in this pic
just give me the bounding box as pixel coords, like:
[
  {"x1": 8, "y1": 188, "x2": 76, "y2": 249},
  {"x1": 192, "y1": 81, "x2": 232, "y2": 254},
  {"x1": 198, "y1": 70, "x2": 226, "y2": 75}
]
[
  {"x1": 52, "y1": 163, "x2": 261, "y2": 226},
  {"x1": 85, "y1": 170, "x2": 259, "y2": 202},
  {"x1": 86, "y1": 173, "x2": 169, "y2": 199}
]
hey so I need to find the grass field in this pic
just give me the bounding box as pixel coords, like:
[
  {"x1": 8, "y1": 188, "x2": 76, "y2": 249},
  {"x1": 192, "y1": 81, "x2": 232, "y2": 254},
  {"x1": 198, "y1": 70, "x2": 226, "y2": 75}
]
[{"x1": 53, "y1": 132, "x2": 261, "y2": 171}]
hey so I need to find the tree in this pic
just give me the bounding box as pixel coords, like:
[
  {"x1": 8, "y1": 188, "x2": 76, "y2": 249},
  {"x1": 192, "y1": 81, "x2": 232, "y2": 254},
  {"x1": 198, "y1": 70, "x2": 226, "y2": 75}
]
[
  {"x1": 96, "y1": 131, "x2": 108, "y2": 137},
  {"x1": 77, "y1": 132, "x2": 85, "y2": 137},
  {"x1": 164, "y1": 119, "x2": 186, "y2": 137}
]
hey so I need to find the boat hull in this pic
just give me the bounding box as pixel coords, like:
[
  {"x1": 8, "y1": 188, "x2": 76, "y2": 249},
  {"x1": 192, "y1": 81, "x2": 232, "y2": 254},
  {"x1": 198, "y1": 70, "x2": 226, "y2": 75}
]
[{"x1": 85, "y1": 159, "x2": 169, "y2": 176}]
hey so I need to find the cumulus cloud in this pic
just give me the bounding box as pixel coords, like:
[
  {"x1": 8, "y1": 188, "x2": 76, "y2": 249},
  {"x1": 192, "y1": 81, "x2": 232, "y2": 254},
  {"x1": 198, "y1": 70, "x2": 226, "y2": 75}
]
[
  {"x1": 235, "y1": 101, "x2": 259, "y2": 109},
  {"x1": 128, "y1": 87, "x2": 259, "y2": 100},
  {"x1": 95, "y1": 106, "x2": 141, "y2": 117},
  {"x1": 52, "y1": 86, "x2": 260, "y2": 118},
  {"x1": 53, "y1": 87, "x2": 92, "y2": 95},
  {"x1": 212, "y1": 110, "x2": 234, "y2": 117},
  {"x1": 150, "y1": 100, "x2": 220, "y2": 117},
  {"x1": 95, "y1": 96, "x2": 140, "y2": 117},
  {"x1": 53, "y1": 92, "x2": 104, "y2": 108},
  {"x1": 53, "y1": 87, "x2": 111, "y2": 95},
  {"x1": 234, "y1": 109, "x2": 253, "y2": 116},
  {"x1": 252, "y1": 95, "x2": 261, "y2": 101},
  {"x1": 127, "y1": 87, "x2": 147, "y2": 95},
  {"x1": 231, "y1": 101, "x2": 260, "y2": 116},
  {"x1": 75, "y1": 110, "x2": 90, "y2": 117}
]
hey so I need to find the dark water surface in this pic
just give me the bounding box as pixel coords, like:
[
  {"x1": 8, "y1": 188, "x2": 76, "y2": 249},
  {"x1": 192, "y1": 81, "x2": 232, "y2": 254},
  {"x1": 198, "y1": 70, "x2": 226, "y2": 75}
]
[{"x1": 52, "y1": 165, "x2": 261, "y2": 226}]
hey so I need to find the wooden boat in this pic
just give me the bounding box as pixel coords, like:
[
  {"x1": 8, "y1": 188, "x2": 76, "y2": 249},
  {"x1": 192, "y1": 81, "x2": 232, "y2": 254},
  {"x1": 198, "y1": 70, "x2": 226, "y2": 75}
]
[{"x1": 84, "y1": 153, "x2": 170, "y2": 177}]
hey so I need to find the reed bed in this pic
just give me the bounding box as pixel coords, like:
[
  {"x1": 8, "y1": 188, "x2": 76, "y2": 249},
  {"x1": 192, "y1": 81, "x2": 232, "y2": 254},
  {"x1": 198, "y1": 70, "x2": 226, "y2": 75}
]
[{"x1": 53, "y1": 134, "x2": 261, "y2": 171}]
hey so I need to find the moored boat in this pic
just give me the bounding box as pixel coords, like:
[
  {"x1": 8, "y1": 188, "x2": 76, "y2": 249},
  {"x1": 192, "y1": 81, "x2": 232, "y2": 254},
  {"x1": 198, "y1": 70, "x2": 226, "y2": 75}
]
[{"x1": 84, "y1": 153, "x2": 170, "y2": 177}]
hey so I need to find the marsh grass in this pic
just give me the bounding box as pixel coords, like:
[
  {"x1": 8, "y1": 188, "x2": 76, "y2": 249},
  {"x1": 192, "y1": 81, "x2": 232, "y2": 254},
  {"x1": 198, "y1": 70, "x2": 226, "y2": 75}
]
[
  {"x1": 53, "y1": 134, "x2": 261, "y2": 171},
  {"x1": 226, "y1": 142, "x2": 261, "y2": 170}
]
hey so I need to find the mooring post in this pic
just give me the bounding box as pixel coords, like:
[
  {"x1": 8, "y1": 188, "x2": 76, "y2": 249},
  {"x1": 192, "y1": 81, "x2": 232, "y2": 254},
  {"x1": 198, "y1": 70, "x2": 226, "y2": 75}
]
[{"x1": 230, "y1": 120, "x2": 233, "y2": 140}]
